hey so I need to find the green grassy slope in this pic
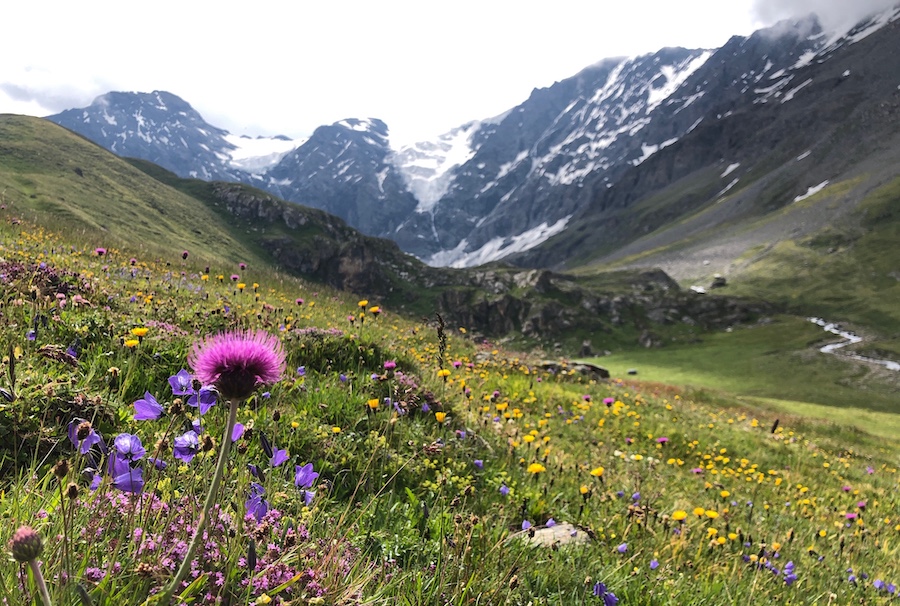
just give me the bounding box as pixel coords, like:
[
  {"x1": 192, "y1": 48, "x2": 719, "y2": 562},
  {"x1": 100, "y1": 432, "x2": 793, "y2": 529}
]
[
  {"x1": 0, "y1": 114, "x2": 260, "y2": 268},
  {"x1": 570, "y1": 176, "x2": 900, "y2": 418},
  {"x1": 728, "y1": 177, "x2": 900, "y2": 336},
  {"x1": 1, "y1": 211, "x2": 898, "y2": 605},
  {"x1": 589, "y1": 315, "x2": 900, "y2": 421}
]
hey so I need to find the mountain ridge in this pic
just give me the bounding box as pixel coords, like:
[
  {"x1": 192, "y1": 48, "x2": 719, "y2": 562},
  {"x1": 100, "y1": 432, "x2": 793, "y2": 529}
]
[{"x1": 43, "y1": 5, "x2": 900, "y2": 273}]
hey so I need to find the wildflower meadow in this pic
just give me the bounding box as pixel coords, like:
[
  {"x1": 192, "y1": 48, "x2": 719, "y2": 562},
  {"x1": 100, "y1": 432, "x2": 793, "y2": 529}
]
[{"x1": 0, "y1": 216, "x2": 898, "y2": 605}]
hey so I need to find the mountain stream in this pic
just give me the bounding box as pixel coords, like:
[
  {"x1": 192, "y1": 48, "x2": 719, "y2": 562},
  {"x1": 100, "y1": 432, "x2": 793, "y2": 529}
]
[{"x1": 808, "y1": 318, "x2": 900, "y2": 371}]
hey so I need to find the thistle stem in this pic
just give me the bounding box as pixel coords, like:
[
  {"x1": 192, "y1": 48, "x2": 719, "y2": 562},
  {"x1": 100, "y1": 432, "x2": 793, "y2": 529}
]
[
  {"x1": 29, "y1": 559, "x2": 52, "y2": 606},
  {"x1": 157, "y1": 398, "x2": 239, "y2": 604}
]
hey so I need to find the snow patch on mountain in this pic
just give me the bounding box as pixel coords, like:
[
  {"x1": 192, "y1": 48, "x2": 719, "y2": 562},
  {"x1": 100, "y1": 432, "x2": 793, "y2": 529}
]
[
  {"x1": 391, "y1": 122, "x2": 481, "y2": 213},
  {"x1": 632, "y1": 137, "x2": 678, "y2": 166},
  {"x1": 646, "y1": 51, "x2": 713, "y2": 112},
  {"x1": 782, "y1": 78, "x2": 813, "y2": 103},
  {"x1": 721, "y1": 162, "x2": 740, "y2": 178},
  {"x1": 337, "y1": 118, "x2": 387, "y2": 137},
  {"x1": 427, "y1": 216, "x2": 571, "y2": 268},
  {"x1": 794, "y1": 181, "x2": 829, "y2": 202}
]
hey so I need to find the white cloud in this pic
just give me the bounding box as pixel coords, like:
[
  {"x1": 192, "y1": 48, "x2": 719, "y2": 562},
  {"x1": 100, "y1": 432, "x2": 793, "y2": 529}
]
[{"x1": 751, "y1": 0, "x2": 899, "y2": 33}]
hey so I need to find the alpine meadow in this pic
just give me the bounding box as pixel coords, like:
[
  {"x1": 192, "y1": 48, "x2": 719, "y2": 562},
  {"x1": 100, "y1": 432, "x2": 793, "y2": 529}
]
[{"x1": 1, "y1": 4, "x2": 900, "y2": 606}]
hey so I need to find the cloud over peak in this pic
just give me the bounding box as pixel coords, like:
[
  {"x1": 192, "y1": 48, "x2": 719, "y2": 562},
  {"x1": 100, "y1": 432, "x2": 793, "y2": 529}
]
[{"x1": 752, "y1": 0, "x2": 899, "y2": 35}]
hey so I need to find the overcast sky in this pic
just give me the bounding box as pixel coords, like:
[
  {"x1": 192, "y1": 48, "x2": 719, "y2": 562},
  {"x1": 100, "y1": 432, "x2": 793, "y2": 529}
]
[{"x1": 1, "y1": 0, "x2": 895, "y2": 146}]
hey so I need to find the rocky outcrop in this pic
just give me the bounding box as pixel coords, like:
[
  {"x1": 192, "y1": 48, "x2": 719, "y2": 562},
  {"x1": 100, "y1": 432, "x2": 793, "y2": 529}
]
[
  {"x1": 206, "y1": 183, "x2": 458, "y2": 298},
  {"x1": 434, "y1": 265, "x2": 771, "y2": 347}
]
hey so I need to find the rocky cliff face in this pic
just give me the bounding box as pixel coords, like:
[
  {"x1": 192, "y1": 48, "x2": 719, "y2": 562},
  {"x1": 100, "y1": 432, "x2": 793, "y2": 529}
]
[
  {"x1": 205, "y1": 182, "x2": 431, "y2": 297},
  {"x1": 433, "y1": 266, "x2": 771, "y2": 350}
]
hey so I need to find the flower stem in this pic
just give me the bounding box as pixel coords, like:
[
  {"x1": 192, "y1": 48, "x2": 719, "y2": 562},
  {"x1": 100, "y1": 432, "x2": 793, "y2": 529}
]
[
  {"x1": 157, "y1": 398, "x2": 239, "y2": 604},
  {"x1": 29, "y1": 559, "x2": 52, "y2": 606}
]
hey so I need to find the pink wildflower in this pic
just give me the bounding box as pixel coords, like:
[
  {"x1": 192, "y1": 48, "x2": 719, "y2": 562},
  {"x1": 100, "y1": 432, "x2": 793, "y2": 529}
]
[{"x1": 188, "y1": 330, "x2": 286, "y2": 401}]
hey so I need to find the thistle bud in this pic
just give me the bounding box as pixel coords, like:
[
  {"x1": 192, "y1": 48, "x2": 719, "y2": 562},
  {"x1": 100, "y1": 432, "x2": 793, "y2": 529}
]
[
  {"x1": 9, "y1": 526, "x2": 42, "y2": 562},
  {"x1": 52, "y1": 459, "x2": 70, "y2": 480}
]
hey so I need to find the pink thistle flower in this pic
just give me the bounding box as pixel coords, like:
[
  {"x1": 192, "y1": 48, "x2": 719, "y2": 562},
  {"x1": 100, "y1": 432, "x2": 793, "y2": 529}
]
[{"x1": 188, "y1": 330, "x2": 286, "y2": 401}]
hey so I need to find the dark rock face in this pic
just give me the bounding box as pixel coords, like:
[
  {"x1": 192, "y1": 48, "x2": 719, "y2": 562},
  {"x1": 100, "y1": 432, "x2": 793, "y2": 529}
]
[
  {"x1": 263, "y1": 119, "x2": 420, "y2": 237},
  {"x1": 206, "y1": 183, "x2": 427, "y2": 298},
  {"x1": 572, "y1": 363, "x2": 610, "y2": 380}
]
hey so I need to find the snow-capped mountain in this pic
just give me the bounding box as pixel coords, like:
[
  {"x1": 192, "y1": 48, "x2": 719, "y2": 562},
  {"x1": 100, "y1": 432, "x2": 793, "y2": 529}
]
[
  {"x1": 397, "y1": 6, "x2": 900, "y2": 267},
  {"x1": 48, "y1": 91, "x2": 301, "y2": 181},
  {"x1": 514, "y1": 5, "x2": 900, "y2": 271},
  {"x1": 261, "y1": 118, "x2": 419, "y2": 237},
  {"x1": 395, "y1": 47, "x2": 717, "y2": 265},
  {"x1": 44, "y1": 4, "x2": 900, "y2": 269}
]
